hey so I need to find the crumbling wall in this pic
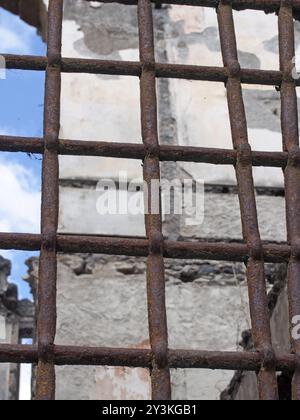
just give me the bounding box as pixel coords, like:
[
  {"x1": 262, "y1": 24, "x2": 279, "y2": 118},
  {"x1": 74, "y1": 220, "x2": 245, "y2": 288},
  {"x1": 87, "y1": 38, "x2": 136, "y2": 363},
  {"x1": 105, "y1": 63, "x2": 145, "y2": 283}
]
[
  {"x1": 0, "y1": 256, "x2": 34, "y2": 400},
  {"x1": 221, "y1": 264, "x2": 290, "y2": 400},
  {"x1": 26, "y1": 238, "x2": 288, "y2": 400},
  {"x1": 27, "y1": 254, "x2": 253, "y2": 400}
]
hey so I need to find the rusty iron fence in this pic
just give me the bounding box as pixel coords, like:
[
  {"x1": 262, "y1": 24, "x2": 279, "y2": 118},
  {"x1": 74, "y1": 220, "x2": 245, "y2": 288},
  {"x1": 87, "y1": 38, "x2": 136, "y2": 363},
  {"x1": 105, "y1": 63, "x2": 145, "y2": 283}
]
[{"x1": 0, "y1": 0, "x2": 300, "y2": 401}]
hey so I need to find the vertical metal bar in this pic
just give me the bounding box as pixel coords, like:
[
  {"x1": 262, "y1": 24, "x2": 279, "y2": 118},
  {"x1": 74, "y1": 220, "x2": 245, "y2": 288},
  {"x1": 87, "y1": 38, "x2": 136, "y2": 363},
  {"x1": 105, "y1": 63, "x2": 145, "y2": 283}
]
[
  {"x1": 137, "y1": 0, "x2": 171, "y2": 400},
  {"x1": 36, "y1": 0, "x2": 63, "y2": 400},
  {"x1": 217, "y1": 0, "x2": 278, "y2": 400},
  {"x1": 278, "y1": 0, "x2": 300, "y2": 401}
]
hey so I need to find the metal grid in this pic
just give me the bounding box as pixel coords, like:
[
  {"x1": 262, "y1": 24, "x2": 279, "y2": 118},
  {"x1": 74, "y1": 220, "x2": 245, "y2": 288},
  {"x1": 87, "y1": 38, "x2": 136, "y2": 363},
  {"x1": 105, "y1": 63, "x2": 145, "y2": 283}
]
[{"x1": 0, "y1": 0, "x2": 300, "y2": 400}]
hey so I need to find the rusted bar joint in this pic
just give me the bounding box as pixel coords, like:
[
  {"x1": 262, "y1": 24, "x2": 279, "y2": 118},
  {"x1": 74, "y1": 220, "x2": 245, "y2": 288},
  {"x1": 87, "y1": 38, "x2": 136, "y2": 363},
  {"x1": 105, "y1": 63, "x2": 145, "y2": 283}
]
[
  {"x1": 45, "y1": 131, "x2": 59, "y2": 153},
  {"x1": 144, "y1": 143, "x2": 160, "y2": 159},
  {"x1": 288, "y1": 147, "x2": 300, "y2": 167},
  {"x1": 290, "y1": 240, "x2": 300, "y2": 260},
  {"x1": 248, "y1": 238, "x2": 264, "y2": 261},
  {"x1": 260, "y1": 346, "x2": 277, "y2": 372},
  {"x1": 236, "y1": 143, "x2": 253, "y2": 167},
  {"x1": 152, "y1": 342, "x2": 169, "y2": 370},
  {"x1": 141, "y1": 61, "x2": 156, "y2": 73},
  {"x1": 149, "y1": 231, "x2": 164, "y2": 255},
  {"x1": 226, "y1": 59, "x2": 241, "y2": 79},
  {"x1": 38, "y1": 342, "x2": 55, "y2": 363},
  {"x1": 41, "y1": 230, "x2": 57, "y2": 252},
  {"x1": 48, "y1": 52, "x2": 61, "y2": 68}
]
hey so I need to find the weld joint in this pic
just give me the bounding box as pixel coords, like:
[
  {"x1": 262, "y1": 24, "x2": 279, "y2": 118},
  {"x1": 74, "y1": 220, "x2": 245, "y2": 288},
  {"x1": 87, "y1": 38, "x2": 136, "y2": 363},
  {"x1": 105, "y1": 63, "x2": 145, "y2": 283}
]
[
  {"x1": 142, "y1": 61, "x2": 155, "y2": 73},
  {"x1": 227, "y1": 60, "x2": 241, "y2": 78},
  {"x1": 152, "y1": 342, "x2": 168, "y2": 369},
  {"x1": 260, "y1": 346, "x2": 276, "y2": 371},
  {"x1": 48, "y1": 53, "x2": 61, "y2": 68},
  {"x1": 38, "y1": 342, "x2": 54, "y2": 363},
  {"x1": 291, "y1": 240, "x2": 300, "y2": 260},
  {"x1": 145, "y1": 143, "x2": 160, "y2": 159},
  {"x1": 149, "y1": 231, "x2": 164, "y2": 255},
  {"x1": 248, "y1": 239, "x2": 264, "y2": 261},
  {"x1": 41, "y1": 230, "x2": 57, "y2": 251},
  {"x1": 45, "y1": 131, "x2": 59, "y2": 152},
  {"x1": 282, "y1": 64, "x2": 295, "y2": 83},
  {"x1": 288, "y1": 147, "x2": 300, "y2": 167},
  {"x1": 237, "y1": 143, "x2": 252, "y2": 166}
]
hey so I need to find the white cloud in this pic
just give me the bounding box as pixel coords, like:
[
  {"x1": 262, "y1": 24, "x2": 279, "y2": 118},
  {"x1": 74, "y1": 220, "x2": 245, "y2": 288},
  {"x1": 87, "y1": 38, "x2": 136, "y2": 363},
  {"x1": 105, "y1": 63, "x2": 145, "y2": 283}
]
[
  {"x1": 0, "y1": 158, "x2": 40, "y2": 233},
  {"x1": 0, "y1": 26, "x2": 29, "y2": 54},
  {"x1": 0, "y1": 158, "x2": 38, "y2": 400},
  {"x1": 0, "y1": 7, "x2": 43, "y2": 55}
]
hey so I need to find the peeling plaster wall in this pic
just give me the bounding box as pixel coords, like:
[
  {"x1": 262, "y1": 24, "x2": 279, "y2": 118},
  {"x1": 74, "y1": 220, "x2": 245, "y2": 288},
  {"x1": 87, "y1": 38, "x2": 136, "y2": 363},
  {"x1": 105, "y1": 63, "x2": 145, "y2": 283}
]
[
  {"x1": 59, "y1": 1, "x2": 142, "y2": 188},
  {"x1": 163, "y1": 7, "x2": 297, "y2": 188},
  {"x1": 28, "y1": 255, "x2": 254, "y2": 400},
  {"x1": 58, "y1": 2, "x2": 292, "y2": 239},
  {"x1": 26, "y1": 253, "x2": 287, "y2": 400}
]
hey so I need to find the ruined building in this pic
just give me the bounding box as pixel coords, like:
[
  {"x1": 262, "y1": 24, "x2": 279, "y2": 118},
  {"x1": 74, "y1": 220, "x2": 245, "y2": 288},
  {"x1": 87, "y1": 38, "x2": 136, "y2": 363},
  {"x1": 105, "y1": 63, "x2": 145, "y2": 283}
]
[
  {"x1": 0, "y1": 256, "x2": 34, "y2": 400},
  {"x1": 0, "y1": 0, "x2": 298, "y2": 399}
]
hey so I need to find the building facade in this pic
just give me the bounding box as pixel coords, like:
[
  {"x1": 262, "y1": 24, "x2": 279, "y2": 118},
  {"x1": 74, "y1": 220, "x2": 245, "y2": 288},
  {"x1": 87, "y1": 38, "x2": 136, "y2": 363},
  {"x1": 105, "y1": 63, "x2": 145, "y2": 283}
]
[{"x1": 0, "y1": 0, "x2": 296, "y2": 399}]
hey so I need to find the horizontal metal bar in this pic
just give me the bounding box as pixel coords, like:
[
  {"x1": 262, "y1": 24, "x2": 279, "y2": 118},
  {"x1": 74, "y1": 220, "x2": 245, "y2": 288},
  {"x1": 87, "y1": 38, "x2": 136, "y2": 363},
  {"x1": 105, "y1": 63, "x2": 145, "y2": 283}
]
[
  {"x1": 2, "y1": 54, "x2": 296, "y2": 86},
  {"x1": 0, "y1": 344, "x2": 37, "y2": 364},
  {"x1": 168, "y1": 349, "x2": 296, "y2": 371},
  {"x1": 163, "y1": 239, "x2": 289, "y2": 263},
  {"x1": 54, "y1": 346, "x2": 152, "y2": 367},
  {"x1": 4, "y1": 54, "x2": 47, "y2": 71},
  {"x1": 0, "y1": 135, "x2": 44, "y2": 153},
  {"x1": 0, "y1": 233, "x2": 41, "y2": 250},
  {"x1": 0, "y1": 344, "x2": 296, "y2": 371},
  {"x1": 0, "y1": 232, "x2": 291, "y2": 262},
  {"x1": 0, "y1": 135, "x2": 289, "y2": 168},
  {"x1": 83, "y1": 0, "x2": 300, "y2": 15},
  {"x1": 62, "y1": 57, "x2": 141, "y2": 76},
  {"x1": 157, "y1": 64, "x2": 284, "y2": 86}
]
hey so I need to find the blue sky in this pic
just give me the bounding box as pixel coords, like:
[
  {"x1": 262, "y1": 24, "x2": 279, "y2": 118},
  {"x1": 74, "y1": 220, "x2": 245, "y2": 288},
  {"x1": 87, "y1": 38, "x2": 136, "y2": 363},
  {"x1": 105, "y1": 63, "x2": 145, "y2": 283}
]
[{"x1": 0, "y1": 9, "x2": 46, "y2": 299}]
